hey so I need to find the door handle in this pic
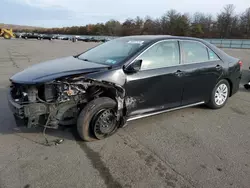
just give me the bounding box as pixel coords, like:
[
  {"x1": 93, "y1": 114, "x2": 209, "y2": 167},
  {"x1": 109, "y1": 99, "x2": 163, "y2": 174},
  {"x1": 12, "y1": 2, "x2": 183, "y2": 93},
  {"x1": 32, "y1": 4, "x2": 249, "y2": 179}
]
[
  {"x1": 216, "y1": 65, "x2": 222, "y2": 70},
  {"x1": 174, "y1": 70, "x2": 183, "y2": 77}
]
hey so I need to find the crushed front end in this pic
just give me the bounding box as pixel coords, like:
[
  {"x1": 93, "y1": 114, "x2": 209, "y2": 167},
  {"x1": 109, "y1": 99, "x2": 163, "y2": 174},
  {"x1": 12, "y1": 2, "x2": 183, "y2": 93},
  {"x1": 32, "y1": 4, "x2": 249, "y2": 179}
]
[
  {"x1": 8, "y1": 77, "x2": 126, "y2": 129},
  {"x1": 8, "y1": 81, "x2": 83, "y2": 128}
]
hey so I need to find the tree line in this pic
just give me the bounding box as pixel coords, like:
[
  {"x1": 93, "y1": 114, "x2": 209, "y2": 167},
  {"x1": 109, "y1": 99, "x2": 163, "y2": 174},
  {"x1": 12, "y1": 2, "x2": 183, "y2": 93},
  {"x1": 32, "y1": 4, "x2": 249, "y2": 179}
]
[{"x1": 16, "y1": 4, "x2": 250, "y2": 39}]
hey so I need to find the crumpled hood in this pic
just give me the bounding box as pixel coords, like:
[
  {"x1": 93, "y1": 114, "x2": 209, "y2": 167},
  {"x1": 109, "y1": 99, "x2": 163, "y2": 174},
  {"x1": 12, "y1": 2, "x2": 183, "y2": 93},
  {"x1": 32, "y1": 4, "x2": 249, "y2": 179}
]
[{"x1": 10, "y1": 56, "x2": 109, "y2": 84}]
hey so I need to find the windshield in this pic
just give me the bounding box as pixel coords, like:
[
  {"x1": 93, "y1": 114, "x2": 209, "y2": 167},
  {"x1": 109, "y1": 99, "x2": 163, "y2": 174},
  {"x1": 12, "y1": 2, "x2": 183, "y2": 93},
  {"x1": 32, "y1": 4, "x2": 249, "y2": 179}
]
[{"x1": 78, "y1": 38, "x2": 148, "y2": 65}]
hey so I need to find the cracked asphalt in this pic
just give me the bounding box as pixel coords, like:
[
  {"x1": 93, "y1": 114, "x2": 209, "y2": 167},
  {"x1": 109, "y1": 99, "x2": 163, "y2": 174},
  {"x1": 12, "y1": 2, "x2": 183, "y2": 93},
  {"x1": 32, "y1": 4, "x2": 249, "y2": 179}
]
[{"x1": 0, "y1": 38, "x2": 250, "y2": 188}]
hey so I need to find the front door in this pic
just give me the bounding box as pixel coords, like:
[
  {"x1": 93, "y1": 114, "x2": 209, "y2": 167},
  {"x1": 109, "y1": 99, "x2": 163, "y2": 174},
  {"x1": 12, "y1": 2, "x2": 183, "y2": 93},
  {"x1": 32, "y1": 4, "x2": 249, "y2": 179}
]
[
  {"x1": 179, "y1": 40, "x2": 223, "y2": 105},
  {"x1": 124, "y1": 40, "x2": 183, "y2": 117}
]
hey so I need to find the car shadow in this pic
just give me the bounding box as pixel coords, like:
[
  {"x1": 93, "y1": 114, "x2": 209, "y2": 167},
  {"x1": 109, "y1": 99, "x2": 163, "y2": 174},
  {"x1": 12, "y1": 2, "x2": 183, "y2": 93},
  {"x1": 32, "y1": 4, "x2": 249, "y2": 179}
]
[{"x1": 192, "y1": 104, "x2": 209, "y2": 110}]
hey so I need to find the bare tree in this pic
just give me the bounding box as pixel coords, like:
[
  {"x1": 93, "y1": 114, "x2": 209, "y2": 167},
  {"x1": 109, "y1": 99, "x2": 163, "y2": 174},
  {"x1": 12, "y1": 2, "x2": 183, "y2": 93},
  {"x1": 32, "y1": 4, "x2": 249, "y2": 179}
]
[
  {"x1": 105, "y1": 20, "x2": 121, "y2": 36},
  {"x1": 142, "y1": 16, "x2": 160, "y2": 35},
  {"x1": 240, "y1": 8, "x2": 250, "y2": 38},
  {"x1": 217, "y1": 4, "x2": 236, "y2": 38}
]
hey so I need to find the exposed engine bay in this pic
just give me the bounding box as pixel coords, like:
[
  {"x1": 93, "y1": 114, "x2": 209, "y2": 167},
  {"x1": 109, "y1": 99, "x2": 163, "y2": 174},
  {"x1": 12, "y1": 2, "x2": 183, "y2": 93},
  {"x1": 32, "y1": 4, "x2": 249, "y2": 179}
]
[{"x1": 9, "y1": 76, "x2": 126, "y2": 129}]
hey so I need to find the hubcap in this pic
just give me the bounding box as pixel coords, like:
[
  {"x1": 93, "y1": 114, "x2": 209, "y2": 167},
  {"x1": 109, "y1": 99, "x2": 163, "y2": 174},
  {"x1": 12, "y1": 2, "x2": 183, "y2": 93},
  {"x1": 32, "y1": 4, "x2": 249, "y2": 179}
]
[
  {"x1": 92, "y1": 109, "x2": 117, "y2": 139},
  {"x1": 215, "y1": 83, "x2": 228, "y2": 106}
]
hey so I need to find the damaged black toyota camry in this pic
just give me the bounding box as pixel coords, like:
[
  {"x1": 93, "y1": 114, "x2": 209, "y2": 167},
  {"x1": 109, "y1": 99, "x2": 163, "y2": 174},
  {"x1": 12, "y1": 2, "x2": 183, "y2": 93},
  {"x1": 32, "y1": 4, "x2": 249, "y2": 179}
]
[{"x1": 8, "y1": 35, "x2": 242, "y2": 141}]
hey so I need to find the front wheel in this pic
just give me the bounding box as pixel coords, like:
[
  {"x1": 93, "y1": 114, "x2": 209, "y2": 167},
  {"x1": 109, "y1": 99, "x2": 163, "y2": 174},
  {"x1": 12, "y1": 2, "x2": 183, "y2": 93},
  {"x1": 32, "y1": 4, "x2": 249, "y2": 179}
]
[
  {"x1": 207, "y1": 79, "x2": 230, "y2": 109},
  {"x1": 77, "y1": 97, "x2": 118, "y2": 141}
]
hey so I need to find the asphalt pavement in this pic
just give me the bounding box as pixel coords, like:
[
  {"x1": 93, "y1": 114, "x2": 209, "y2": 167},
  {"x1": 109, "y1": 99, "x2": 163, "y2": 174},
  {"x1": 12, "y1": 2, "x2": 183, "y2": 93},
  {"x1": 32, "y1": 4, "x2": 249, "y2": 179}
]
[{"x1": 0, "y1": 38, "x2": 250, "y2": 188}]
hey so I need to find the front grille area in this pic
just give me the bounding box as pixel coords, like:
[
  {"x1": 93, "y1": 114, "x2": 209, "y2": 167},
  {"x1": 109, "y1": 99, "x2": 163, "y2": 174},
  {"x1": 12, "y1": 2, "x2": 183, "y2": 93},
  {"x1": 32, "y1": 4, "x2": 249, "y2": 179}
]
[{"x1": 10, "y1": 83, "x2": 29, "y2": 104}]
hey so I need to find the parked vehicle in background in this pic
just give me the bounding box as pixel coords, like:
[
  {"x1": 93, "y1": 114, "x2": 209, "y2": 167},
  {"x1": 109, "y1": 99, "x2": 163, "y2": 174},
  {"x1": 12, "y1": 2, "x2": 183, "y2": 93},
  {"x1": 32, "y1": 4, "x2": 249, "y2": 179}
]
[
  {"x1": 21, "y1": 33, "x2": 40, "y2": 40},
  {"x1": 79, "y1": 37, "x2": 99, "y2": 42},
  {"x1": 244, "y1": 66, "x2": 250, "y2": 90},
  {"x1": 53, "y1": 34, "x2": 60, "y2": 39},
  {"x1": 93, "y1": 37, "x2": 109, "y2": 42},
  {"x1": 37, "y1": 34, "x2": 44, "y2": 40},
  {"x1": 105, "y1": 37, "x2": 113, "y2": 42},
  {"x1": 77, "y1": 37, "x2": 89, "y2": 42},
  {"x1": 14, "y1": 32, "x2": 24, "y2": 38},
  {"x1": 41, "y1": 34, "x2": 56, "y2": 40},
  {"x1": 99, "y1": 38, "x2": 109, "y2": 42},
  {"x1": 89, "y1": 37, "x2": 100, "y2": 42},
  {"x1": 57, "y1": 35, "x2": 70, "y2": 40},
  {"x1": 8, "y1": 35, "x2": 242, "y2": 141},
  {"x1": 70, "y1": 36, "x2": 106, "y2": 42}
]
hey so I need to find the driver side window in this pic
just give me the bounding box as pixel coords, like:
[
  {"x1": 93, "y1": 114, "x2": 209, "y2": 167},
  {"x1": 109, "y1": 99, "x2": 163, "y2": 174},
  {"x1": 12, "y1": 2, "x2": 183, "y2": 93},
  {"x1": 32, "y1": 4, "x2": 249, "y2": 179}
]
[{"x1": 138, "y1": 41, "x2": 180, "y2": 71}]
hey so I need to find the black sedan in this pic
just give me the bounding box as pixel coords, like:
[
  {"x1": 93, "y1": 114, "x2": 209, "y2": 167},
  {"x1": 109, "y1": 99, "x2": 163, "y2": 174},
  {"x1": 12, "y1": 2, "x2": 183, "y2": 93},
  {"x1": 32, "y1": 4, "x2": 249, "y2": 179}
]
[
  {"x1": 83, "y1": 37, "x2": 99, "y2": 42},
  {"x1": 8, "y1": 36, "x2": 242, "y2": 141},
  {"x1": 21, "y1": 33, "x2": 40, "y2": 40},
  {"x1": 78, "y1": 37, "x2": 106, "y2": 42},
  {"x1": 40, "y1": 34, "x2": 55, "y2": 40}
]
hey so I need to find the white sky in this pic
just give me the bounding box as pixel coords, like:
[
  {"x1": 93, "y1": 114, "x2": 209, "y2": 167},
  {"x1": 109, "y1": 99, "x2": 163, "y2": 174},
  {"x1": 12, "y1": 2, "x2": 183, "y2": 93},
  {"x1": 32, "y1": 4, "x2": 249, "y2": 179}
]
[{"x1": 2, "y1": 0, "x2": 250, "y2": 27}]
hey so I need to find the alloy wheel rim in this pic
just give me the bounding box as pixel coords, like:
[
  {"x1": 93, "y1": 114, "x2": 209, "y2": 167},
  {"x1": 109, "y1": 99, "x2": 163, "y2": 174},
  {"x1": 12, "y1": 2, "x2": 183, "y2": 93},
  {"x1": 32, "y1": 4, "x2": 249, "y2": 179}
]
[{"x1": 215, "y1": 83, "x2": 228, "y2": 106}]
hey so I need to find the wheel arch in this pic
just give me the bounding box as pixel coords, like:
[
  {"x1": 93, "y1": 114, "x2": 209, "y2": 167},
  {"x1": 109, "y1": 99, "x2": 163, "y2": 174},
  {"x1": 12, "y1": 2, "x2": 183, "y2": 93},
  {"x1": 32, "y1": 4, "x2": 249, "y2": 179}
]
[{"x1": 224, "y1": 78, "x2": 233, "y2": 97}]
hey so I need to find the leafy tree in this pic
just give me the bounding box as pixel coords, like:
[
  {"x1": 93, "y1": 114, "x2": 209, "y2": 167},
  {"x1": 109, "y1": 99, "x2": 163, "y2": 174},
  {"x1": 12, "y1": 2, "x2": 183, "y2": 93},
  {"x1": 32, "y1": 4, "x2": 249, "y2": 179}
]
[
  {"x1": 105, "y1": 20, "x2": 121, "y2": 36},
  {"x1": 191, "y1": 24, "x2": 204, "y2": 37}
]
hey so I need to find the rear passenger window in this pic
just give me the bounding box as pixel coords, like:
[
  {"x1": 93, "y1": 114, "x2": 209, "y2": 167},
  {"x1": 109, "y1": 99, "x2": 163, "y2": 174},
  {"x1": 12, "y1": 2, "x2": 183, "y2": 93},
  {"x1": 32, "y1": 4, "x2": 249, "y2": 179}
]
[
  {"x1": 207, "y1": 48, "x2": 220, "y2": 61},
  {"x1": 181, "y1": 41, "x2": 209, "y2": 64}
]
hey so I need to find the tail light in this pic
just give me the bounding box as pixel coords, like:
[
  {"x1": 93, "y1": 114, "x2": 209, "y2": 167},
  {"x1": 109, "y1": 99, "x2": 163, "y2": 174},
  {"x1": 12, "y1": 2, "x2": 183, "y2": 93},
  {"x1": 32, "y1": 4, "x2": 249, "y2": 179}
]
[{"x1": 238, "y1": 60, "x2": 243, "y2": 68}]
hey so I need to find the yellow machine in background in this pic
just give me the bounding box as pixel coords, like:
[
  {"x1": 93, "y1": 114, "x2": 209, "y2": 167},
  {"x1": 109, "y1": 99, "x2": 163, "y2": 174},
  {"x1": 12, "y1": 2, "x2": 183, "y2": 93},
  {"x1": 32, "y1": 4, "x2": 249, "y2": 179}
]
[{"x1": 0, "y1": 28, "x2": 15, "y2": 39}]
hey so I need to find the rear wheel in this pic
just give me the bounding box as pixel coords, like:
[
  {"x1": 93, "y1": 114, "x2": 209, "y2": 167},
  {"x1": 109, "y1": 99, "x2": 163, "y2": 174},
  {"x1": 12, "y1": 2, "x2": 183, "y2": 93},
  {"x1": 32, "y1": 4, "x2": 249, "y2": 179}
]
[
  {"x1": 77, "y1": 97, "x2": 118, "y2": 141},
  {"x1": 3, "y1": 33, "x2": 11, "y2": 39},
  {"x1": 244, "y1": 82, "x2": 250, "y2": 90},
  {"x1": 207, "y1": 79, "x2": 230, "y2": 109}
]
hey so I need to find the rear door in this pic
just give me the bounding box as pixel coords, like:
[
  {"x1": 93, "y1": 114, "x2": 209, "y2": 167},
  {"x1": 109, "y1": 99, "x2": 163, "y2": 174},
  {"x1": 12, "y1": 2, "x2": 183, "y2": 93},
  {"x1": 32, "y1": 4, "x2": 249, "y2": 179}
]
[
  {"x1": 124, "y1": 40, "x2": 183, "y2": 117},
  {"x1": 179, "y1": 40, "x2": 223, "y2": 105}
]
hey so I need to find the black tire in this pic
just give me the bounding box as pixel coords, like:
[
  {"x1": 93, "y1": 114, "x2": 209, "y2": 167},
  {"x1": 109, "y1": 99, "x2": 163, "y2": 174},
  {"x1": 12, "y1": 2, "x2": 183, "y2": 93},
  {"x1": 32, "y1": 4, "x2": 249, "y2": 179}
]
[
  {"x1": 207, "y1": 79, "x2": 230, "y2": 109},
  {"x1": 77, "y1": 97, "x2": 118, "y2": 141},
  {"x1": 3, "y1": 33, "x2": 11, "y2": 39},
  {"x1": 244, "y1": 83, "x2": 250, "y2": 90}
]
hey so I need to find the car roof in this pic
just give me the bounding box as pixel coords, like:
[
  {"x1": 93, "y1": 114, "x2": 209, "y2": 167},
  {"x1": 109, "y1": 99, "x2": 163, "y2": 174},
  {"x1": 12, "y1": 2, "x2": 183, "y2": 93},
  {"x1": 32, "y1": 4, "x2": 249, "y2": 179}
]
[{"x1": 119, "y1": 35, "x2": 203, "y2": 42}]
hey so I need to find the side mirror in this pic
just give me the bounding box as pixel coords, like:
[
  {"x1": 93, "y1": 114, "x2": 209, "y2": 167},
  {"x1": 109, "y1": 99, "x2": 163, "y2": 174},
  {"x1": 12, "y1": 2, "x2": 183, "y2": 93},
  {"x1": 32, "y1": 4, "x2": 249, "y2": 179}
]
[{"x1": 124, "y1": 59, "x2": 142, "y2": 73}]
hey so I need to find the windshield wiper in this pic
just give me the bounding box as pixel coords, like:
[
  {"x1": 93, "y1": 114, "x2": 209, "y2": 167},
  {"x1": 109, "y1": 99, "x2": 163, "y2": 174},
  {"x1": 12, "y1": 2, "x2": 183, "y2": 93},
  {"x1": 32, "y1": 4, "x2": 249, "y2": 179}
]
[
  {"x1": 76, "y1": 57, "x2": 112, "y2": 68},
  {"x1": 73, "y1": 55, "x2": 90, "y2": 62},
  {"x1": 80, "y1": 58, "x2": 91, "y2": 62}
]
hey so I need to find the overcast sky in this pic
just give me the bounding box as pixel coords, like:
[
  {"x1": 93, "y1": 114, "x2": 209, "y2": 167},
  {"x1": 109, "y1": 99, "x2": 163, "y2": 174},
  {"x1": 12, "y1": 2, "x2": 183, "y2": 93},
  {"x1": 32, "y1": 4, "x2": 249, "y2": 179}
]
[{"x1": 1, "y1": 0, "x2": 249, "y2": 27}]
